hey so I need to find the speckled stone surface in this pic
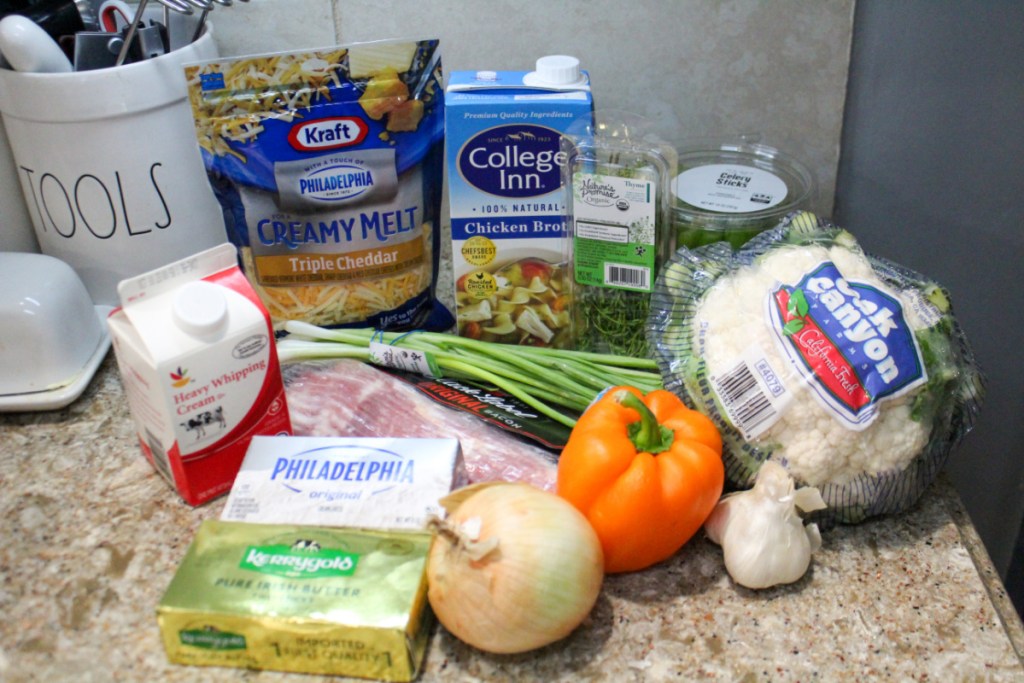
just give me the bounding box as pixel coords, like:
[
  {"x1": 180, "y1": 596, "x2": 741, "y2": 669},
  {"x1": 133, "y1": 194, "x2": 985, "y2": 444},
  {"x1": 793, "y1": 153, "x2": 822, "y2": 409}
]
[{"x1": 1, "y1": 356, "x2": 1022, "y2": 682}]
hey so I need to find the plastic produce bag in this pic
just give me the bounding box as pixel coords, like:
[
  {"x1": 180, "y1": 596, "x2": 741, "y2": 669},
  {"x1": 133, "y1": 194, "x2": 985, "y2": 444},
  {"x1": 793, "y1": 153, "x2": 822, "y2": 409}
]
[{"x1": 648, "y1": 212, "x2": 984, "y2": 525}]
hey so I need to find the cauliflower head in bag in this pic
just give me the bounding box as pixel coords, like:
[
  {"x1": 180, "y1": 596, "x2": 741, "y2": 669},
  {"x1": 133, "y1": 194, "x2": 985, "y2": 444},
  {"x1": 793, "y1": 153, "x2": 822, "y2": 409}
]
[{"x1": 649, "y1": 212, "x2": 984, "y2": 525}]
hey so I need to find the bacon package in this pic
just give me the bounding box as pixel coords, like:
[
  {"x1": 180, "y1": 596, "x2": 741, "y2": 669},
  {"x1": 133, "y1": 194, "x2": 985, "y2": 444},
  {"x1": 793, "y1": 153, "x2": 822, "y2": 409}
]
[{"x1": 283, "y1": 360, "x2": 558, "y2": 491}]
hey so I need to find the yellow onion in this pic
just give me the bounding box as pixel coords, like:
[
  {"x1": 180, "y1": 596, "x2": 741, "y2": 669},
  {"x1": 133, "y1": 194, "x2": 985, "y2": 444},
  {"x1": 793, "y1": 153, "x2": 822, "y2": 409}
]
[{"x1": 427, "y1": 482, "x2": 604, "y2": 654}]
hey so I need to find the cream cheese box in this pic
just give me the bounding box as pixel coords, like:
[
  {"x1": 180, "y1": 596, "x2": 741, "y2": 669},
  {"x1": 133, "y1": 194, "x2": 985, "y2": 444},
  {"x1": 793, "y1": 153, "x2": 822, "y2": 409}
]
[{"x1": 220, "y1": 436, "x2": 466, "y2": 530}]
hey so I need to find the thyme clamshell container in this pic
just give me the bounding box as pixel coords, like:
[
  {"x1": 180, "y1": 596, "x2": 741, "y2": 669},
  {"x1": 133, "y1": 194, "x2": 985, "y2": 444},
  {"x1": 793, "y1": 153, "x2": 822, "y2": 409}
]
[
  {"x1": 157, "y1": 520, "x2": 433, "y2": 681},
  {"x1": 671, "y1": 140, "x2": 815, "y2": 250},
  {"x1": 563, "y1": 115, "x2": 676, "y2": 357}
]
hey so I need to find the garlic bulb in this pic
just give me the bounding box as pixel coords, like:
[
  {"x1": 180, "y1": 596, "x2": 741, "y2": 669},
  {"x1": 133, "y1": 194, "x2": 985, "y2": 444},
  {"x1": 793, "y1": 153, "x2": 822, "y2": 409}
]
[{"x1": 704, "y1": 461, "x2": 826, "y2": 589}]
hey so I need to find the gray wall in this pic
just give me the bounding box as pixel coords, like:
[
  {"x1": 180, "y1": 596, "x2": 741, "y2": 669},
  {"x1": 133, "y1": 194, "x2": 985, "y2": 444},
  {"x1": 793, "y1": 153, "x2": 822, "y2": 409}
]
[
  {"x1": 207, "y1": 0, "x2": 854, "y2": 215},
  {"x1": 836, "y1": 1, "x2": 1024, "y2": 574}
]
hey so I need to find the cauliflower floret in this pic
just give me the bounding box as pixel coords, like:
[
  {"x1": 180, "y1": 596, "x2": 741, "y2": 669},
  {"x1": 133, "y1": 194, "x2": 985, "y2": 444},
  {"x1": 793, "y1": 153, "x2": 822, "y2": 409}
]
[{"x1": 697, "y1": 243, "x2": 930, "y2": 487}]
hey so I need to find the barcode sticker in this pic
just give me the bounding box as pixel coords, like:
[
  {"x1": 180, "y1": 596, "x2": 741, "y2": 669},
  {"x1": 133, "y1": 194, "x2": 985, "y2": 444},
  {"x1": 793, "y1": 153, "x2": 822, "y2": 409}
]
[
  {"x1": 604, "y1": 263, "x2": 650, "y2": 290},
  {"x1": 145, "y1": 429, "x2": 174, "y2": 484},
  {"x1": 710, "y1": 345, "x2": 792, "y2": 440}
]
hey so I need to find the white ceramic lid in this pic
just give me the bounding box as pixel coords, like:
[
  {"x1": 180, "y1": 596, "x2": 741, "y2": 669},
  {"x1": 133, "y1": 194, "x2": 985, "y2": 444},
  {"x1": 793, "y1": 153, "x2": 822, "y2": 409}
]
[{"x1": 0, "y1": 252, "x2": 105, "y2": 396}]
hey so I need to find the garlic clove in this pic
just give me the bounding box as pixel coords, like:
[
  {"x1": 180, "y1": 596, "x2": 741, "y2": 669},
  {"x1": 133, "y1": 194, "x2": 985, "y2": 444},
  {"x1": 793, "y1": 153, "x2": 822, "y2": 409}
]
[
  {"x1": 793, "y1": 486, "x2": 827, "y2": 514},
  {"x1": 806, "y1": 522, "x2": 822, "y2": 554},
  {"x1": 704, "y1": 461, "x2": 825, "y2": 590}
]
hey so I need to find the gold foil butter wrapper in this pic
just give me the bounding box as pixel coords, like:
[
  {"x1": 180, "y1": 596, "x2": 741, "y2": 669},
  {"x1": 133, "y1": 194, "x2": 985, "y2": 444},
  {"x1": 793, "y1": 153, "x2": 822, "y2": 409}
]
[{"x1": 157, "y1": 520, "x2": 432, "y2": 681}]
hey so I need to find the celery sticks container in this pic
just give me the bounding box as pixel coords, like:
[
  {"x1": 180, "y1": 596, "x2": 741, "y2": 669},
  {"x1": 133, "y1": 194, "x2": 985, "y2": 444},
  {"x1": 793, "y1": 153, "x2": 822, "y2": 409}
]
[{"x1": 445, "y1": 56, "x2": 593, "y2": 348}]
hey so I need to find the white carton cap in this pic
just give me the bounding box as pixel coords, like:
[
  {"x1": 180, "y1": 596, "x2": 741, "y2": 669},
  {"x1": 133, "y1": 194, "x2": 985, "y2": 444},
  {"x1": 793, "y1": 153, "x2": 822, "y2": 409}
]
[
  {"x1": 523, "y1": 55, "x2": 587, "y2": 87},
  {"x1": 173, "y1": 281, "x2": 228, "y2": 338}
]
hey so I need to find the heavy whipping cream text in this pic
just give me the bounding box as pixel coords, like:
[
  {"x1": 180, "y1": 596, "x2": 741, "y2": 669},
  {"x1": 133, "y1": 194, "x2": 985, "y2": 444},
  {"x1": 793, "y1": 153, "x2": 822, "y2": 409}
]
[{"x1": 172, "y1": 360, "x2": 268, "y2": 415}]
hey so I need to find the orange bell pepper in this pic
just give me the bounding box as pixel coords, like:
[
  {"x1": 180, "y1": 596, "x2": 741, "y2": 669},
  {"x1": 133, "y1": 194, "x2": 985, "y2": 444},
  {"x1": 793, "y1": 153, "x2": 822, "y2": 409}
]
[{"x1": 557, "y1": 386, "x2": 724, "y2": 573}]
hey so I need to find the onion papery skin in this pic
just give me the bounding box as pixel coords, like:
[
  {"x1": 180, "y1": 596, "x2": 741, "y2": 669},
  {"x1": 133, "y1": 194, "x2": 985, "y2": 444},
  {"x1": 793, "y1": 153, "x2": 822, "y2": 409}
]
[{"x1": 427, "y1": 483, "x2": 604, "y2": 654}]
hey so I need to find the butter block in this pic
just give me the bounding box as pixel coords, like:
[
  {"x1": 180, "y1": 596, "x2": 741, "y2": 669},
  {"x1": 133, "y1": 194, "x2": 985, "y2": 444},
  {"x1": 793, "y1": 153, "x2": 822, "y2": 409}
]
[
  {"x1": 158, "y1": 520, "x2": 432, "y2": 681},
  {"x1": 220, "y1": 436, "x2": 466, "y2": 530}
]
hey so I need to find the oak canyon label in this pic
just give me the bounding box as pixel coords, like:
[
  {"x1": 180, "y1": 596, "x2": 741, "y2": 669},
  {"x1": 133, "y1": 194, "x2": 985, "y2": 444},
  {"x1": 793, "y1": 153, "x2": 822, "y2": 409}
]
[{"x1": 768, "y1": 261, "x2": 927, "y2": 429}]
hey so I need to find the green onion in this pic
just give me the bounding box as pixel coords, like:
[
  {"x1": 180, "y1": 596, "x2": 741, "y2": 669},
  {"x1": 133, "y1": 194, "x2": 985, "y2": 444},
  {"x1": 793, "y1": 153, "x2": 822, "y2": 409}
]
[{"x1": 277, "y1": 322, "x2": 663, "y2": 428}]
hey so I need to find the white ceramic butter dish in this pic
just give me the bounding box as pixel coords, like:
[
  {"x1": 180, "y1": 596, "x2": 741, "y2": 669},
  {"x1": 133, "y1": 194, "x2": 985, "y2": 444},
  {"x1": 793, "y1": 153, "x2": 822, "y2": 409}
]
[{"x1": 0, "y1": 252, "x2": 111, "y2": 411}]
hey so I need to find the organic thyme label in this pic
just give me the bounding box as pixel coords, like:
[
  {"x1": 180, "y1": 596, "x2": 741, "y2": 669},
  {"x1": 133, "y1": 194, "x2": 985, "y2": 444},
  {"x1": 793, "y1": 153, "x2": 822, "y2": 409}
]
[{"x1": 572, "y1": 172, "x2": 657, "y2": 293}]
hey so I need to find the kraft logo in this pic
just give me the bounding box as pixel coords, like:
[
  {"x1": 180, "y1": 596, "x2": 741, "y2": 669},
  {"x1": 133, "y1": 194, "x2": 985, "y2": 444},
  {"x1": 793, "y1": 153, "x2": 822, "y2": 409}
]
[
  {"x1": 288, "y1": 117, "x2": 368, "y2": 152},
  {"x1": 170, "y1": 367, "x2": 191, "y2": 388}
]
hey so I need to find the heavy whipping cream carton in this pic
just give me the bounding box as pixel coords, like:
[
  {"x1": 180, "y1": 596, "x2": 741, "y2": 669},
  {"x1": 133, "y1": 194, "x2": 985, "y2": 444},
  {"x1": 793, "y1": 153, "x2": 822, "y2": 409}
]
[
  {"x1": 221, "y1": 436, "x2": 466, "y2": 530},
  {"x1": 108, "y1": 243, "x2": 292, "y2": 506},
  {"x1": 446, "y1": 56, "x2": 593, "y2": 348}
]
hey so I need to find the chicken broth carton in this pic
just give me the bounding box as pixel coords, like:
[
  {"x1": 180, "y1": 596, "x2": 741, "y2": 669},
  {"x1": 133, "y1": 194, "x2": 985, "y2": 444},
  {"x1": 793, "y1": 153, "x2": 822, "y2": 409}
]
[
  {"x1": 446, "y1": 56, "x2": 593, "y2": 348},
  {"x1": 107, "y1": 243, "x2": 292, "y2": 506}
]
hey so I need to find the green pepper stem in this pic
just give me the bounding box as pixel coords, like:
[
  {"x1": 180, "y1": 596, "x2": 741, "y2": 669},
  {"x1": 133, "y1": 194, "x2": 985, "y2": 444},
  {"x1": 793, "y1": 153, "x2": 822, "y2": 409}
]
[{"x1": 615, "y1": 390, "x2": 674, "y2": 455}]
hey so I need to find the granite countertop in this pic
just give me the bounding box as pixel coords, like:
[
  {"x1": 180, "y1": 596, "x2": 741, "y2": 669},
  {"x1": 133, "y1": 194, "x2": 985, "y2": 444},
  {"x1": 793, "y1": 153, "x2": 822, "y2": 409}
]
[{"x1": 1, "y1": 354, "x2": 1023, "y2": 682}]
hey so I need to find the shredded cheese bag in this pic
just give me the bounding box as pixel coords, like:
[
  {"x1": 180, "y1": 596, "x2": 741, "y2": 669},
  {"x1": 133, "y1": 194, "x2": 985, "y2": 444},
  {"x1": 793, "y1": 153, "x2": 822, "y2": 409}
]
[{"x1": 185, "y1": 39, "x2": 452, "y2": 331}]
